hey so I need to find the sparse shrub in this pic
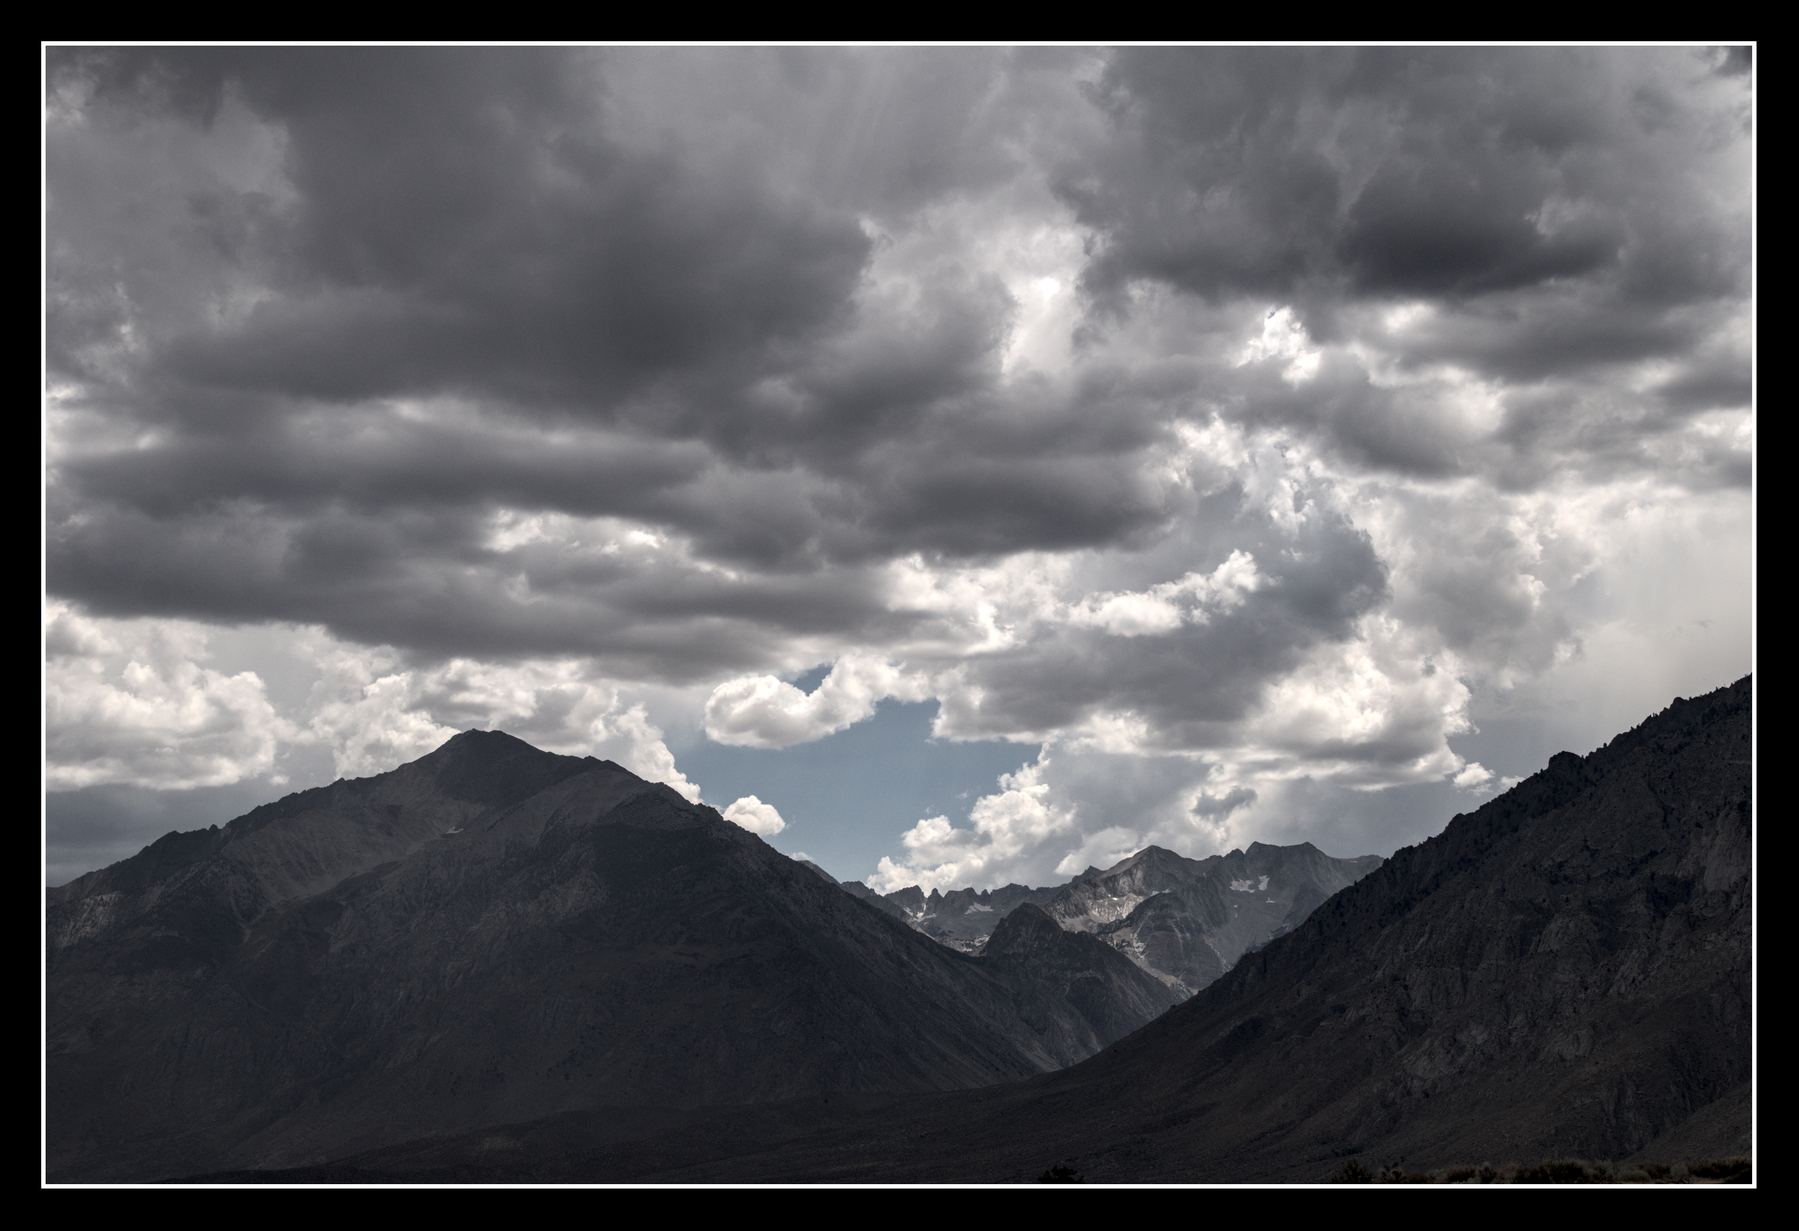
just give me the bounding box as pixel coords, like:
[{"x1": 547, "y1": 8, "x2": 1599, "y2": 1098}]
[
  {"x1": 1514, "y1": 1158, "x2": 1601, "y2": 1183},
  {"x1": 1688, "y1": 1157, "x2": 1752, "y2": 1183},
  {"x1": 1037, "y1": 1163, "x2": 1083, "y2": 1183},
  {"x1": 1329, "y1": 1151, "x2": 1749, "y2": 1184}
]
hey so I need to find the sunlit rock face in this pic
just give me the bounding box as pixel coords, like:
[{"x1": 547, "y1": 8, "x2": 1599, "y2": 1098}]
[
  {"x1": 1045, "y1": 843, "x2": 1386, "y2": 995},
  {"x1": 867, "y1": 842, "x2": 1384, "y2": 995}
]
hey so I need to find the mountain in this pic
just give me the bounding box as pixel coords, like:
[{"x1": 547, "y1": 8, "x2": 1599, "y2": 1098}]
[
  {"x1": 868, "y1": 882, "x2": 1066, "y2": 952},
  {"x1": 45, "y1": 732, "x2": 1177, "y2": 1182},
  {"x1": 674, "y1": 676, "x2": 1754, "y2": 1181},
  {"x1": 980, "y1": 905, "x2": 1183, "y2": 1049},
  {"x1": 1044, "y1": 842, "x2": 1385, "y2": 994},
  {"x1": 841, "y1": 843, "x2": 1383, "y2": 993},
  {"x1": 254, "y1": 676, "x2": 1750, "y2": 1182}
]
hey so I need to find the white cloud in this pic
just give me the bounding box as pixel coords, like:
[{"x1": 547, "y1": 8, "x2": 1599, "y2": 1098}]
[
  {"x1": 1064, "y1": 550, "x2": 1264, "y2": 636},
  {"x1": 1239, "y1": 305, "x2": 1322, "y2": 383},
  {"x1": 1236, "y1": 613, "x2": 1475, "y2": 787},
  {"x1": 703, "y1": 652, "x2": 931, "y2": 748},
  {"x1": 300, "y1": 645, "x2": 461, "y2": 782},
  {"x1": 723, "y1": 795, "x2": 786, "y2": 835},
  {"x1": 44, "y1": 603, "x2": 291, "y2": 790},
  {"x1": 302, "y1": 649, "x2": 703, "y2": 801},
  {"x1": 869, "y1": 756, "x2": 1076, "y2": 893},
  {"x1": 1453, "y1": 762, "x2": 1495, "y2": 790}
]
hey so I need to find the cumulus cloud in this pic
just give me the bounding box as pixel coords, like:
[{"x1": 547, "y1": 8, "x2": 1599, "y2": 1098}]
[
  {"x1": 1453, "y1": 762, "x2": 1495, "y2": 790},
  {"x1": 45, "y1": 603, "x2": 290, "y2": 789},
  {"x1": 301, "y1": 647, "x2": 702, "y2": 800},
  {"x1": 870, "y1": 757, "x2": 1076, "y2": 893},
  {"x1": 722, "y1": 795, "x2": 787, "y2": 835},
  {"x1": 704, "y1": 654, "x2": 932, "y2": 748},
  {"x1": 1064, "y1": 549, "x2": 1264, "y2": 636}
]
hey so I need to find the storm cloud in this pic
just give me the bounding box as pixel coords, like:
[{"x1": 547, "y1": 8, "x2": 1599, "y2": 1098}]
[{"x1": 45, "y1": 47, "x2": 1752, "y2": 889}]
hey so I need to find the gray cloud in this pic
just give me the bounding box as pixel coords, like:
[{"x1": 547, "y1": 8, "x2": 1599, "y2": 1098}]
[
  {"x1": 1191, "y1": 786, "x2": 1256, "y2": 819},
  {"x1": 934, "y1": 505, "x2": 1388, "y2": 747},
  {"x1": 1060, "y1": 47, "x2": 1750, "y2": 483},
  {"x1": 54, "y1": 48, "x2": 871, "y2": 424},
  {"x1": 45, "y1": 47, "x2": 1752, "y2": 889}
]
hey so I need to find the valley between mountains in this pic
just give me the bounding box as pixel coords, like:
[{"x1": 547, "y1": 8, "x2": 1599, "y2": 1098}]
[{"x1": 45, "y1": 677, "x2": 1752, "y2": 1183}]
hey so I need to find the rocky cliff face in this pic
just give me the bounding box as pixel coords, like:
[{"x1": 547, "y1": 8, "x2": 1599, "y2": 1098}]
[{"x1": 46, "y1": 732, "x2": 1177, "y2": 1182}]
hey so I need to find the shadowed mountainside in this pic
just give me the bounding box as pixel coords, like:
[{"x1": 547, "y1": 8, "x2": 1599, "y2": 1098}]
[
  {"x1": 47, "y1": 732, "x2": 1176, "y2": 1182},
  {"x1": 227, "y1": 676, "x2": 1750, "y2": 1183}
]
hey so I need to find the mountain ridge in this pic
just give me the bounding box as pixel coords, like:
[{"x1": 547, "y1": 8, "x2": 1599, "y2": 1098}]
[
  {"x1": 220, "y1": 675, "x2": 1750, "y2": 1182},
  {"x1": 47, "y1": 731, "x2": 1178, "y2": 1182}
]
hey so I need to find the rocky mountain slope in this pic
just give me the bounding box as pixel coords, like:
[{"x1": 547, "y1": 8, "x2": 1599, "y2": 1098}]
[
  {"x1": 46, "y1": 732, "x2": 1177, "y2": 1182},
  {"x1": 980, "y1": 905, "x2": 1182, "y2": 1048},
  {"x1": 841, "y1": 843, "x2": 1382, "y2": 994},
  {"x1": 257, "y1": 676, "x2": 1750, "y2": 1182},
  {"x1": 849, "y1": 881, "x2": 1065, "y2": 951},
  {"x1": 1045, "y1": 842, "x2": 1385, "y2": 994}
]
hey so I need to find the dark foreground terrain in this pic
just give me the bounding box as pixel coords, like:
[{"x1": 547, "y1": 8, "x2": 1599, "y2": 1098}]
[{"x1": 174, "y1": 676, "x2": 1752, "y2": 1183}]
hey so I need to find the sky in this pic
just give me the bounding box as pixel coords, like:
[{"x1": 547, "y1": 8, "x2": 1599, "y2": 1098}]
[{"x1": 44, "y1": 46, "x2": 1754, "y2": 891}]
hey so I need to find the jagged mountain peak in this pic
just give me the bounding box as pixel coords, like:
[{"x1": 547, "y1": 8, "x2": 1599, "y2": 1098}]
[{"x1": 1044, "y1": 835, "x2": 1386, "y2": 994}]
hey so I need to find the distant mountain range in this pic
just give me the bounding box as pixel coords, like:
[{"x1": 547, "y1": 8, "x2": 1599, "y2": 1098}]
[
  {"x1": 838, "y1": 843, "x2": 1383, "y2": 997},
  {"x1": 46, "y1": 676, "x2": 1752, "y2": 1184}
]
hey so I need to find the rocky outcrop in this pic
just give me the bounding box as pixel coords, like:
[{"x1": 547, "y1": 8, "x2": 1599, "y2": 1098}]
[
  {"x1": 838, "y1": 880, "x2": 910, "y2": 921},
  {"x1": 884, "y1": 883, "x2": 1066, "y2": 952},
  {"x1": 1044, "y1": 843, "x2": 1385, "y2": 994}
]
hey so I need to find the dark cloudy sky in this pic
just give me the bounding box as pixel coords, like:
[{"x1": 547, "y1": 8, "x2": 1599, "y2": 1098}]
[{"x1": 44, "y1": 46, "x2": 1754, "y2": 889}]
